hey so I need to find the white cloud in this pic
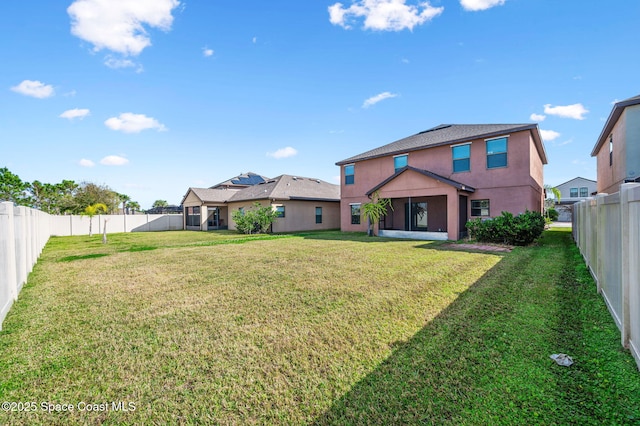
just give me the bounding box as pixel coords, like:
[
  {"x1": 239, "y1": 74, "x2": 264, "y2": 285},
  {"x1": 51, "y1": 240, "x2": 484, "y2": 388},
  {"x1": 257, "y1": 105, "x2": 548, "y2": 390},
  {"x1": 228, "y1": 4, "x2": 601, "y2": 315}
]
[
  {"x1": 252, "y1": 37, "x2": 257, "y2": 44},
  {"x1": 100, "y1": 155, "x2": 129, "y2": 166},
  {"x1": 328, "y1": 0, "x2": 444, "y2": 31},
  {"x1": 67, "y1": 0, "x2": 180, "y2": 56},
  {"x1": 60, "y1": 108, "x2": 90, "y2": 120},
  {"x1": 267, "y1": 147, "x2": 298, "y2": 159},
  {"x1": 104, "y1": 56, "x2": 143, "y2": 72},
  {"x1": 79, "y1": 158, "x2": 95, "y2": 167},
  {"x1": 203, "y1": 47, "x2": 214, "y2": 57},
  {"x1": 104, "y1": 113, "x2": 167, "y2": 133},
  {"x1": 363, "y1": 91, "x2": 398, "y2": 108},
  {"x1": 530, "y1": 113, "x2": 545, "y2": 122},
  {"x1": 460, "y1": 0, "x2": 506, "y2": 11},
  {"x1": 10, "y1": 80, "x2": 54, "y2": 98},
  {"x1": 543, "y1": 103, "x2": 589, "y2": 120},
  {"x1": 540, "y1": 129, "x2": 560, "y2": 141}
]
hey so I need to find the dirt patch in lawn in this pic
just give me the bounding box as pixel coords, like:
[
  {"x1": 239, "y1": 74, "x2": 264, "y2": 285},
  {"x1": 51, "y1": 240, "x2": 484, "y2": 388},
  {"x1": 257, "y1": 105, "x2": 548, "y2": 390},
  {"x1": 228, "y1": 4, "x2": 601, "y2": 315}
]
[{"x1": 442, "y1": 243, "x2": 513, "y2": 253}]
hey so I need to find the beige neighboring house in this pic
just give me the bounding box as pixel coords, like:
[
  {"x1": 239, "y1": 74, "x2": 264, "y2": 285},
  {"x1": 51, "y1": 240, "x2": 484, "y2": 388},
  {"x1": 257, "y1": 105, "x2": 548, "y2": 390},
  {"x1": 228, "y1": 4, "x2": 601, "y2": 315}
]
[
  {"x1": 591, "y1": 94, "x2": 640, "y2": 194},
  {"x1": 182, "y1": 173, "x2": 340, "y2": 232}
]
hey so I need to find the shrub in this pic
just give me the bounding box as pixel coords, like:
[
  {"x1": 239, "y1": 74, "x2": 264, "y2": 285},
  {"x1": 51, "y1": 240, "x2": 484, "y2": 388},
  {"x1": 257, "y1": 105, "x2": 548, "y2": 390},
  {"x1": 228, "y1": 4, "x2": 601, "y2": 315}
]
[
  {"x1": 466, "y1": 210, "x2": 545, "y2": 246},
  {"x1": 546, "y1": 208, "x2": 559, "y2": 221},
  {"x1": 231, "y1": 202, "x2": 280, "y2": 234}
]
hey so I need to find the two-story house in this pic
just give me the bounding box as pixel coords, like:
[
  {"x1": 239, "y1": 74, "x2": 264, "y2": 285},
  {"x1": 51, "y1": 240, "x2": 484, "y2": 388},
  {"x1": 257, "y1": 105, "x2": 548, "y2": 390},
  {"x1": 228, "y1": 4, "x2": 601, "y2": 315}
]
[
  {"x1": 591, "y1": 94, "x2": 640, "y2": 194},
  {"x1": 552, "y1": 177, "x2": 597, "y2": 222},
  {"x1": 336, "y1": 124, "x2": 548, "y2": 240}
]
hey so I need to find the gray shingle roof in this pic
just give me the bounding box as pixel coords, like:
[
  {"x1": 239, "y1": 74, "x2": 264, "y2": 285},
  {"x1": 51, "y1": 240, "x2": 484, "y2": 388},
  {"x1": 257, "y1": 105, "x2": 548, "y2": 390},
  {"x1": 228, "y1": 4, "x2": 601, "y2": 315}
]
[
  {"x1": 210, "y1": 172, "x2": 269, "y2": 189},
  {"x1": 228, "y1": 175, "x2": 340, "y2": 203},
  {"x1": 592, "y1": 94, "x2": 640, "y2": 156},
  {"x1": 336, "y1": 123, "x2": 545, "y2": 165},
  {"x1": 187, "y1": 187, "x2": 240, "y2": 203}
]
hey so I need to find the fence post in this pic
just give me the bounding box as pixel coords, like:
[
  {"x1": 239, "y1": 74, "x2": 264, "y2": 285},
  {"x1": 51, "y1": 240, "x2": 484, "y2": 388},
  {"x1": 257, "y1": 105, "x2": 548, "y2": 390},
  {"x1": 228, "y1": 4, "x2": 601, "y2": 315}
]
[
  {"x1": 620, "y1": 184, "x2": 632, "y2": 348},
  {"x1": 0, "y1": 202, "x2": 18, "y2": 303}
]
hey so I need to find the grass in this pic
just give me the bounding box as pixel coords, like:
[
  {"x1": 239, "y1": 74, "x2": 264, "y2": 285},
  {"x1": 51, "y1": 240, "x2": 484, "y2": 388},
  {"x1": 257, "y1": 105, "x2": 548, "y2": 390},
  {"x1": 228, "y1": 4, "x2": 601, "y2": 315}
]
[{"x1": 0, "y1": 229, "x2": 638, "y2": 424}]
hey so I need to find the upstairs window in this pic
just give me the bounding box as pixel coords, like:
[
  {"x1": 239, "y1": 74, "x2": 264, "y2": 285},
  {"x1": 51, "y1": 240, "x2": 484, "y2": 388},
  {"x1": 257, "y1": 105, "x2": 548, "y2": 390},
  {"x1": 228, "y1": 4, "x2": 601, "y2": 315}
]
[
  {"x1": 570, "y1": 188, "x2": 578, "y2": 198},
  {"x1": 579, "y1": 187, "x2": 588, "y2": 197},
  {"x1": 344, "y1": 164, "x2": 355, "y2": 185},
  {"x1": 452, "y1": 144, "x2": 471, "y2": 173},
  {"x1": 394, "y1": 154, "x2": 408, "y2": 173},
  {"x1": 486, "y1": 137, "x2": 508, "y2": 169},
  {"x1": 609, "y1": 135, "x2": 613, "y2": 166}
]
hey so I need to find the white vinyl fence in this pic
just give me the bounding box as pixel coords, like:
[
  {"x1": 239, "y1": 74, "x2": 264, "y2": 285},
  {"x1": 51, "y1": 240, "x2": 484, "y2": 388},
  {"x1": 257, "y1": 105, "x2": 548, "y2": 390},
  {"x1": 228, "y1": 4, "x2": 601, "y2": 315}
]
[
  {"x1": 0, "y1": 202, "x2": 50, "y2": 330},
  {"x1": 0, "y1": 204, "x2": 184, "y2": 329},
  {"x1": 573, "y1": 183, "x2": 640, "y2": 370}
]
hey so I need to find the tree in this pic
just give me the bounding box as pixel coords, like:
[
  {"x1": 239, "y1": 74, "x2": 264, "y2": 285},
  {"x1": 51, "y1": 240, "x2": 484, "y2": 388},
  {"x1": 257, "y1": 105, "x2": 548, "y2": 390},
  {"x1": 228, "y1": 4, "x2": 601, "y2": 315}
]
[
  {"x1": 128, "y1": 201, "x2": 141, "y2": 214},
  {"x1": 117, "y1": 193, "x2": 131, "y2": 214},
  {"x1": 81, "y1": 203, "x2": 108, "y2": 236},
  {"x1": 0, "y1": 167, "x2": 30, "y2": 205},
  {"x1": 72, "y1": 182, "x2": 119, "y2": 214},
  {"x1": 361, "y1": 191, "x2": 393, "y2": 236},
  {"x1": 544, "y1": 185, "x2": 561, "y2": 220},
  {"x1": 152, "y1": 200, "x2": 169, "y2": 209}
]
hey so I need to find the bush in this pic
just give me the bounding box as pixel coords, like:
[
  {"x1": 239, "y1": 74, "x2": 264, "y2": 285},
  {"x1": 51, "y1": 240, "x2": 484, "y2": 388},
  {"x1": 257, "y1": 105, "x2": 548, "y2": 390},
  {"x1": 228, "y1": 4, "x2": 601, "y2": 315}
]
[
  {"x1": 231, "y1": 202, "x2": 280, "y2": 234},
  {"x1": 546, "y1": 208, "x2": 559, "y2": 221},
  {"x1": 466, "y1": 210, "x2": 546, "y2": 246}
]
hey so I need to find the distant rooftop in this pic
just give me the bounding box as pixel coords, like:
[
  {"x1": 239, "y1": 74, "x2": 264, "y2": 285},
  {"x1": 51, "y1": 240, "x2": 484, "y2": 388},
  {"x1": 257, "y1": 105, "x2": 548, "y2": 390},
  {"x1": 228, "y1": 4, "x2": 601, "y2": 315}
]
[{"x1": 210, "y1": 172, "x2": 269, "y2": 189}]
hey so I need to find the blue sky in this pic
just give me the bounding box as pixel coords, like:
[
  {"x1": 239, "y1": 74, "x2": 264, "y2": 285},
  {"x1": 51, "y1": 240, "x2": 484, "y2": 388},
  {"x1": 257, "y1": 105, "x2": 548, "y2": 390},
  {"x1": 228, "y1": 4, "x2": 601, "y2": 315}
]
[{"x1": 1, "y1": 0, "x2": 638, "y2": 209}]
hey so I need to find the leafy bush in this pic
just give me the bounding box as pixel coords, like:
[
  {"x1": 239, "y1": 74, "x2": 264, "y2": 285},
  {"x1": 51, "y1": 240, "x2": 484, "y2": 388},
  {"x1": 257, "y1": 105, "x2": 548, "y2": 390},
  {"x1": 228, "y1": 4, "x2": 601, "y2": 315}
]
[
  {"x1": 546, "y1": 208, "x2": 559, "y2": 221},
  {"x1": 466, "y1": 210, "x2": 546, "y2": 246},
  {"x1": 231, "y1": 202, "x2": 280, "y2": 234}
]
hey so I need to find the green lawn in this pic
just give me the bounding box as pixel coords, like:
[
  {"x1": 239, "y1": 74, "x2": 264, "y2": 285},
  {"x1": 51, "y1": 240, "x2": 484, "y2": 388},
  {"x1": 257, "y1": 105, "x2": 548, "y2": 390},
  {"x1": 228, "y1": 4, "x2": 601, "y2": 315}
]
[{"x1": 0, "y1": 229, "x2": 638, "y2": 425}]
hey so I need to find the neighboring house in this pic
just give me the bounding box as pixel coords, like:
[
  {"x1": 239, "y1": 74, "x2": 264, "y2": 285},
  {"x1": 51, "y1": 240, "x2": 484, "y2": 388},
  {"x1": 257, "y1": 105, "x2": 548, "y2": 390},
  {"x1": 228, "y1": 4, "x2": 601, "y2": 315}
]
[
  {"x1": 552, "y1": 177, "x2": 597, "y2": 222},
  {"x1": 591, "y1": 94, "x2": 640, "y2": 194},
  {"x1": 182, "y1": 173, "x2": 340, "y2": 232},
  {"x1": 182, "y1": 172, "x2": 267, "y2": 231},
  {"x1": 336, "y1": 124, "x2": 548, "y2": 240},
  {"x1": 227, "y1": 175, "x2": 340, "y2": 233},
  {"x1": 146, "y1": 205, "x2": 183, "y2": 215}
]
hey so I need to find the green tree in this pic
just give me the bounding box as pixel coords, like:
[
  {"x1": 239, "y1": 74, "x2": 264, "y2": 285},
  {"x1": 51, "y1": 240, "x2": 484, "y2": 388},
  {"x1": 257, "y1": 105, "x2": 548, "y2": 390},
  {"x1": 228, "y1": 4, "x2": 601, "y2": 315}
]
[
  {"x1": 361, "y1": 191, "x2": 393, "y2": 236},
  {"x1": 128, "y1": 201, "x2": 141, "y2": 214},
  {"x1": 544, "y1": 185, "x2": 561, "y2": 220},
  {"x1": 117, "y1": 193, "x2": 131, "y2": 215},
  {"x1": 231, "y1": 202, "x2": 280, "y2": 234},
  {"x1": 81, "y1": 203, "x2": 108, "y2": 236},
  {"x1": 72, "y1": 182, "x2": 119, "y2": 214},
  {"x1": 152, "y1": 200, "x2": 169, "y2": 209},
  {"x1": 0, "y1": 167, "x2": 30, "y2": 205}
]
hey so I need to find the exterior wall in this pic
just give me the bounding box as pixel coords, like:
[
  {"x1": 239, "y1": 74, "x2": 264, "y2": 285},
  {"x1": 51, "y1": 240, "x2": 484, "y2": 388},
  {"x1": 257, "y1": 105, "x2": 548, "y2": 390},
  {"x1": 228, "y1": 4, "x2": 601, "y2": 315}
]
[
  {"x1": 339, "y1": 129, "x2": 545, "y2": 238},
  {"x1": 182, "y1": 191, "x2": 205, "y2": 231},
  {"x1": 227, "y1": 199, "x2": 340, "y2": 233},
  {"x1": 596, "y1": 110, "x2": 627, "y2": 194},
  {"x1": 626, "y1": 105, "x2": 640, "y2": 183}
]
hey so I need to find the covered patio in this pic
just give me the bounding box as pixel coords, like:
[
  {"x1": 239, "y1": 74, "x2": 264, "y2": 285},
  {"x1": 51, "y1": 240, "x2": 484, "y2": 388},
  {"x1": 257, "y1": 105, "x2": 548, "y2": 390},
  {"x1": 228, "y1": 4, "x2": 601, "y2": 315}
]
[{"x1": 367, "y1": 166, "x2": 475, "y2": 241}]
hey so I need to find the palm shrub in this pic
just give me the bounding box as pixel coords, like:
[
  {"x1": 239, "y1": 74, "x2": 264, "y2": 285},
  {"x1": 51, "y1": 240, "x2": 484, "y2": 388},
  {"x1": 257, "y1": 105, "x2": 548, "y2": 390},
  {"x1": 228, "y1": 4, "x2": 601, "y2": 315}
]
[{"x1": 466, "y1": 210, "x2": 545, "y2": 246}]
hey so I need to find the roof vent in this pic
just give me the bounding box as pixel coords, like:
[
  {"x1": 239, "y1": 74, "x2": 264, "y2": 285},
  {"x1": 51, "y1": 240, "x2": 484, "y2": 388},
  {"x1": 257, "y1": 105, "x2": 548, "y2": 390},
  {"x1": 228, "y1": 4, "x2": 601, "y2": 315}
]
[{"x1": 292, "y1": 176, "x2": 298, "y2": 180}]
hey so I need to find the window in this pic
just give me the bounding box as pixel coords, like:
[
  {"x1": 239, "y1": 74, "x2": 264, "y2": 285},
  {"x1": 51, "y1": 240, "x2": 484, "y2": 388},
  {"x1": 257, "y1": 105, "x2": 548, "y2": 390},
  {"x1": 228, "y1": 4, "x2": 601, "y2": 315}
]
[
  {"x1": 274, "y1": 205, "x2": 285, "y2": 218},
  {"x1": 238, "y1": 207, "x2": 244, "y2": 215},
  {"x1": 471, "y1": 200, "x2": 489, "y2": 216},
  {"x1": 579, "y1": 187, "x2": 589, "y2": 198},
  {"x1": 394, "y1": 154, "x2": 408, "y2": 173},
  {"x1": 452, "y1": 144, "x2": 471, "y2": 173},
  {"x1": 609, "y1": 135, "x2": 613, "y2": 166},
  {"x1": 315, "y1": 207, "x2": 322, "y2": 224},
  {"x1": 570, "y1": 188, "x2": 578, "y2": 198},
  {"x1": 186, "y1": 206, "x2": 201, "y2": 227},
  {"x1": 486, "y1": 137, "x2": 508, "y2": 169},
  {"x1": 344, "y1": 164, "x2": 355, "y2": 185},
  {"x1": 350, "y1": 204, "x2": 361, "y2": 225}
]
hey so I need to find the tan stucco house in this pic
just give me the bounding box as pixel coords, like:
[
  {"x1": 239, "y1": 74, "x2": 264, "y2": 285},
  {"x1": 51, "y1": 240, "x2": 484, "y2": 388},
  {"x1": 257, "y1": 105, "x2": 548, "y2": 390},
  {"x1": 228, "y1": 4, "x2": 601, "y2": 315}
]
[
  {"x1": 336, "y1": 124, "x2": 548, "y2": 240},
  {"x1": 591, "y1": 94, "x2": 640, "y2": 194},
  {"x1": 182, "y1": 173, "x2": 340, "y2": 232}
]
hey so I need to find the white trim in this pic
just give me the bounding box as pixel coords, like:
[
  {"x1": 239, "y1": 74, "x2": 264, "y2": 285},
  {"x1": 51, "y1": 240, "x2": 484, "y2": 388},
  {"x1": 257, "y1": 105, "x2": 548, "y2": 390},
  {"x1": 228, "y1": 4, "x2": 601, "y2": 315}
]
[
  {"x1": 451, "y1": 141, "x2": 472, "y2": 148},
  {"x1": 393, "y1": 153, "x2": 409, "y2": 158},
  {"x1": 485, "y1": 134, "x2": 509, "y2": 142},
  {"x1": 349, "y1": 202, "x2": 362, "y2": 206}
]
